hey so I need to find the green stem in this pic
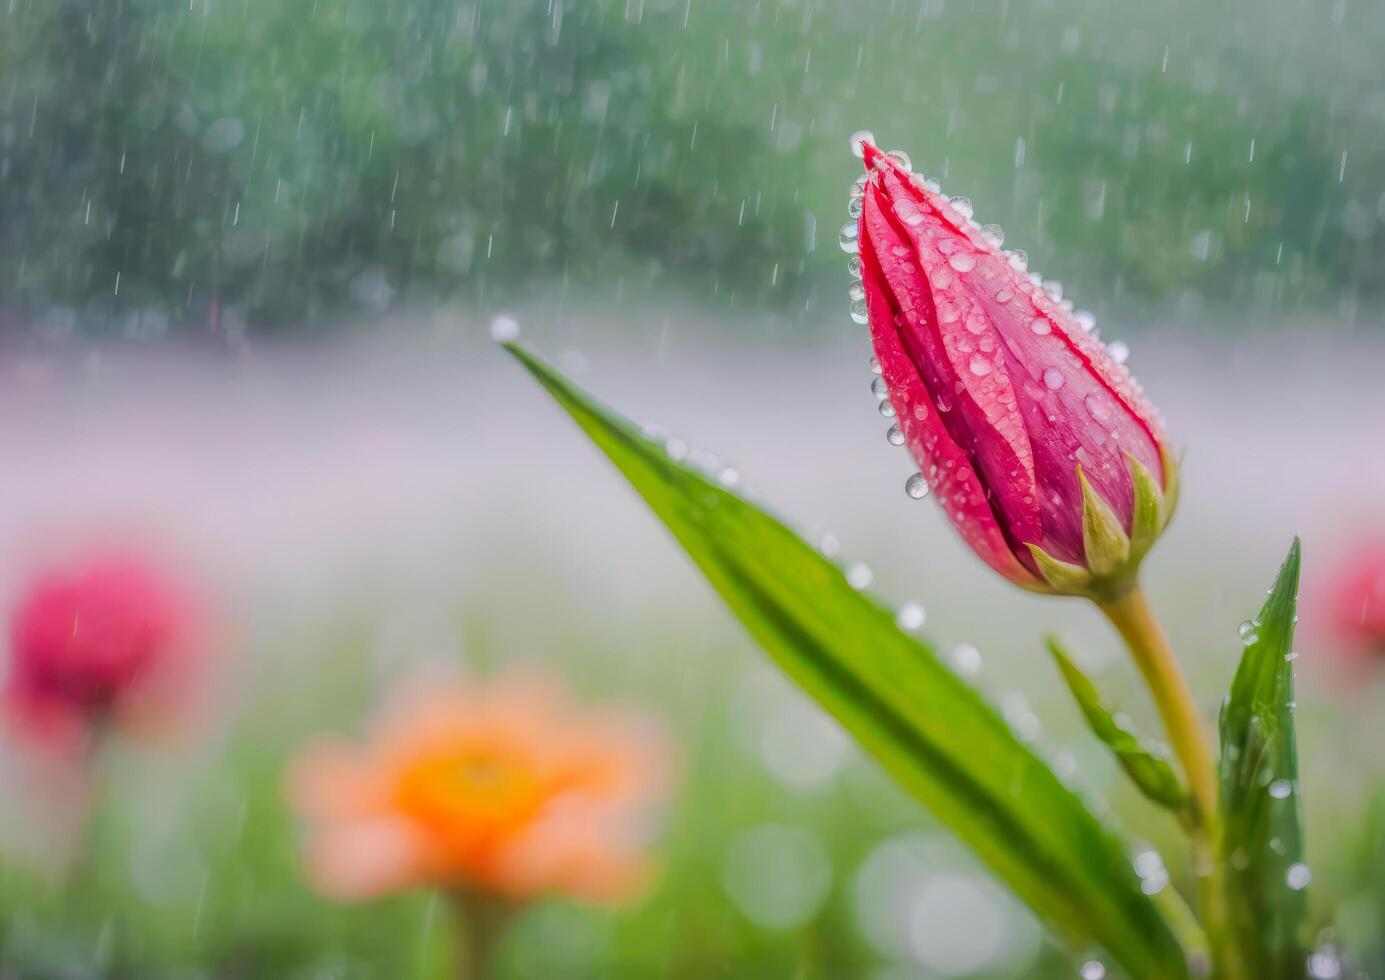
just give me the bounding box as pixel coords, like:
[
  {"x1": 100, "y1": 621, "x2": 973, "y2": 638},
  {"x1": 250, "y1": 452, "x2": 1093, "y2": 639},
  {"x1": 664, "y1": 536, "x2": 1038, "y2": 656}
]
[
  {"x1": 1097, "y1": 586, "x2": 1241, "y2": 980},
  {"x1": 449, "y1": 891, "x2": 511, "y2": 980}
]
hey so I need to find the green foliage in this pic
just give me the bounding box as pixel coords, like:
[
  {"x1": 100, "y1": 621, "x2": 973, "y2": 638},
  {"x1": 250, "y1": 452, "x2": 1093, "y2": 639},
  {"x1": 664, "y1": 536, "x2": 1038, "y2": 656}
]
[
  {"x1": 505, "y1": 342, "x2": 1191, "y2": 979},
  {"x1": 3, "y1": 0, "x2": 1384, "y2": 333},
  {"x1": 1045, "y1": 637, "x2": 1187, "y2": 814},
  {"x1": 1218, "y1": 538, "x2": 1309, "y2": 977}
]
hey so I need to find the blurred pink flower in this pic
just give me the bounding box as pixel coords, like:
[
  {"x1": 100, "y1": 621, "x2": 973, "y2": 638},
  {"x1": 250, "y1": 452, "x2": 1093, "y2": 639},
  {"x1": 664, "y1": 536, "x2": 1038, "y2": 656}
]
[
  {"x1": 1318, "y1": 540, "x2": 1385, "y2": 659},
  {"x1": 287, "y1": 669, "x2": 673, "y2": 904},
  {"x1": 4, "y1": 552, "x2": 204, "y2": 754}
]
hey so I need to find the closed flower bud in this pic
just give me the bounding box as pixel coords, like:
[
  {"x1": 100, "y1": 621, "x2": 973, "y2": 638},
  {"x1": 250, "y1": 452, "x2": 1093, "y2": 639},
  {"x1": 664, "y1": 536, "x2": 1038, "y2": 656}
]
[{"x1": 853, "y1": 140, "x2": 1178, "y2": 600}]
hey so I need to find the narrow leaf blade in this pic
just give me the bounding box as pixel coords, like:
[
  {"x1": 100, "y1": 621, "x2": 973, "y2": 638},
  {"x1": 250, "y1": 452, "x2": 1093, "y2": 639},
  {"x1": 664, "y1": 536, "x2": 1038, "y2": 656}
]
[
  {"x1": 1046, "y1": 638, "x2": 1187, "y2": 812},
  {"x1": 508, "y1": 344, "x2": 1189, "y2": 979},
  {"x1": 1219, "y1": 538, "x2": 1308, "y2": 977}
]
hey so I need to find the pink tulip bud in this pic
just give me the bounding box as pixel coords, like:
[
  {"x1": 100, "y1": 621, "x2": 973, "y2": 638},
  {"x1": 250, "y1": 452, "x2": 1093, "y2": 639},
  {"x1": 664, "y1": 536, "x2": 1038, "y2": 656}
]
[
  {"x1": 853, "y1": 141, "x2": 1178, "y2": 598},
  {"x1": 4, "y1": 553, "x2": 204, "y2": 753}
]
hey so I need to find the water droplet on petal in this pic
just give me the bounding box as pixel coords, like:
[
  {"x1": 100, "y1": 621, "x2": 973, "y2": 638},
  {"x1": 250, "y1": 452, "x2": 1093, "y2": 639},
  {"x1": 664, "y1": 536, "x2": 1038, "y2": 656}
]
[
  {"x1": 905, "y1": 473, "x2": 930, "y2": 498},
  {"x1": 869, "y1": 356, "x2": 882, "y2": 375},
  {"x1": 850, "y1": 301, "x2": 869, "y2": 324},
  {"x1": 968, "y1": 354, "x2": 993, "y2": 376},
  {"x1": 1286, "y1": 863, "x2": 1312, "y2": 890},
  {"x1": 949, "y1": 253, "x2": 976, "y2": 272},
  {"x1": 1030, "y1": 317, "x2": 1051, "y2": 335},
  {"x1": 871, "y1": 376, "x2": 889, "y2": 399},
  {"x1": 1042, "y1": 279, "x2": 1064, "y2": 300},
  {"x1": 885, "y1": 149, "x2": 912, "y2": 170},
  {"x1": 980, "y1": 223, "x2": 1005, "y2": 247},
  {"x1": 847, "y1": 196, "x2": 863, "y2": 219},
  {"x1": 892, "y1": 199, "x2": 925, "y2": 226},
  {"x1": 849, "y1": 130, "x2": 876, "y2": 159},
  {"x1": 846, "y1": 561, "x2": 874, "y2": 589},
  {"x1": 847, "y1": 256, "x2": 863, "y2": 278},
  {"x1": 1008, "y1": 249, "x2": 1028, "y2": 270},
  {"x1": 1107, "y1": 340, "x2": 1130, "y2": 364},
  {"x1": 879, "y1": 400, "x2": 896, "y2": 418},
  {"x1": 1074, "y1": 310, "x2": 1097, "y2": 331},
  {"x1": 886, "y1": 424, "x2": 905, "y2": 446},
  {"x1": 1043, "y1": 367, "x2": 1065, "y2": 390},
  {"x1": 849, "y1": 281, "x2": 866, "y2": 301}
]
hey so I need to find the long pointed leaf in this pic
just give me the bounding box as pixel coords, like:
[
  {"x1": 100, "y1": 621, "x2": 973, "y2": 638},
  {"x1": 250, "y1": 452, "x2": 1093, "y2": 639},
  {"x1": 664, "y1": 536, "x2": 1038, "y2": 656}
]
[
  {"x1": 507, "y1": 344, "x2": 1188, "y2": 979},
  {"x1": 1219, "y1": 538, "x2": 1308, "y2": 977},
  {"x1": 1045, "y1": 637, "x2": 1188, "y2": 814}
]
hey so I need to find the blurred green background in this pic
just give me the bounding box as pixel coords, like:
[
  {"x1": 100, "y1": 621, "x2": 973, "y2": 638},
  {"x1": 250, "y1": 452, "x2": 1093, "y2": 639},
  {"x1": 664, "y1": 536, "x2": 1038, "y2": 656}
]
[
  {"x1": 3, "y1": 0, "x2": 1384, "y2": 334},
  {"x1": 2, "y1": 1, "x2": 1385, "y2": 979}
]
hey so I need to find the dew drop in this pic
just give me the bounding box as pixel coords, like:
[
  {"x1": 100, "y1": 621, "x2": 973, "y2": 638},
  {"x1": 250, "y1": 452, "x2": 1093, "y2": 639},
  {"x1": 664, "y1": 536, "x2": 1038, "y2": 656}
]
[
  {"x1": 949, "y1": 644, "x2": 983, "y2": 675},
  {"x1": 886, "y1": 424, "x2": 905, "y2": 446},
  {"x1": 968, "y1": 354, "x2": 993, "y2": 376},
  {"x1": 839, "y1": 222, "x2": 859, "y2": 253},
  {"x1": 1080, "y1": 961, "x2": 1107, "y2": 980},
  {"x1": 846, "y1": 561, "x2": 874, "y2": 589},
  {"x1": 849, "y1": 281, "x2": 866, "y2": 301},
  {"x1": 1074, "y1": 310, "x2": 1097, "y2": 332},
  {"x1": 1043, "y1": 279, "x2": 1064, "y2": 300},
  {"x1": 1286, "y1": 863, "x2": 1312, "y2": 890},
  {"x1": 850, "y1": 301, "x2": 869, "y2": 325},
  {"x1": 1268, "y1": 779, "x2": 1293, "y2": 799},
  {"x1": 871, "y1": 376, "x2": 889, "y2": 399},
  {"x1": 849, "y1": 130, "x2": 876, "y2": 159},
  {"x1": 1084, "y1": 394, "x2": 1111, "y2": 422},
  {"x1": 1107, "y1": 340, "x2": 1130, "y2": 364},
  {"x1": 948, "y1": 196, "x2": 974, "y2": 218},
  {"x1": 896, "y1": 602, "x2": 926, "y2": 630},
  {"x1": 869, "y1": 356, "x2": 882, "y2": 375},
  {"x1": 1030, "y1": 317, "x2": 1051, "y2": 335},
  {"x1": 489, "y1": 314, "x2": 521, "y2": 343},
  {"x1": 949, "y1": 253, "x2": 977, "y2": 272},
  {"x1": 905, "y1": 473, "x2": 930, "y2": 498},
  {"x1": 1007, "y1": 249, "x2": 1028, "y2": 270},
  {"x1": 892, "y1": 199, "x2": 925, "y2": 226},
  {"x1": 980, "y1": 223, "x2": 1005, "y2": 246},
  {"x1": 878, "y1": 400, "x2": 896, "y2": 418},
  {"x1": 994, "y1": 288, "x2": 1013, "y2": 303},
  {"x1": 885, "y1": 149, "x2": 912, "y2": 170},
  {"x1": 847, "y1": 256, "x2": 863, "y2": 278},
  {"x1": 1308, "y1": 946, "x2": 1342, "y2": 979},
  {"x1": 1043, "y1": 367, "x2": 1065, "y2": 390}
]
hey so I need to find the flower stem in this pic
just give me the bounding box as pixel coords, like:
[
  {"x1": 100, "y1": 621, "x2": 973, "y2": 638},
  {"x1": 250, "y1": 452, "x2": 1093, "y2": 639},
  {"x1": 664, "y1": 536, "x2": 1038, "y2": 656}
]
[
  {"x1": 449, "y1": 890, "x2": 511, "y2": 980},
  {"x1": 1097, "y1": 586, "x2": 1241, "y2": 980}
]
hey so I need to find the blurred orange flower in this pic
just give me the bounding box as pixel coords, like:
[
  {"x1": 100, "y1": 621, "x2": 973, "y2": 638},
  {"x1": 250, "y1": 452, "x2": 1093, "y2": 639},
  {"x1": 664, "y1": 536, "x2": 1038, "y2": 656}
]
[{"x1": 286, "y1": 669, "x2": 673, "y2": 904}]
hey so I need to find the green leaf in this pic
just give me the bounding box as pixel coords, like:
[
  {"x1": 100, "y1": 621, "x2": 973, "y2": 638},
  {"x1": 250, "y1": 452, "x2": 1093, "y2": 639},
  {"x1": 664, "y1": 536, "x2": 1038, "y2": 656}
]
[
  {"x1": 1218, "y1": 538, "x2": 1308, "y2": 977},
  {"x1": 1045, "y1": 638, "x2": 1187, "y2": 813},
  {"x1": 506, "y1": 343, "x2": 1190, "y2": 980}
]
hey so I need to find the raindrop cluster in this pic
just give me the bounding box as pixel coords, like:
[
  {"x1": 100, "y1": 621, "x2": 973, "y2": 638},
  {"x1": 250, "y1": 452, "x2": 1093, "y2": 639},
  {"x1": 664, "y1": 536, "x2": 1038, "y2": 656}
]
[{"x1": 842, "y1": 133, "x2": 1140, "y2": 505}]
